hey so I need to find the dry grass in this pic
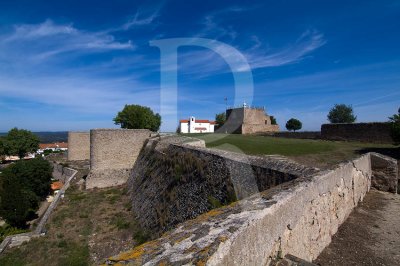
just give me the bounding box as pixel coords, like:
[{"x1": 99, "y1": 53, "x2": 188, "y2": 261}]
[{"x1": 0, "y1": 185, "x2": 148, "y2": 265}]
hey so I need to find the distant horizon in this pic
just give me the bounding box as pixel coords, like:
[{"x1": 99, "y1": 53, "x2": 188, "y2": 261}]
[{"x1": 0, "y1": 1, "x2": 399, "y2": 132}]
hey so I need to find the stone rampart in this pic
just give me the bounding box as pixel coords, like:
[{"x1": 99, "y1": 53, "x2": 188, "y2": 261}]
[
  {"x1": 321, "y1": 122, "x2": 393, "y2": 143},
  {"x1": 269, "y1": 131, "x2": 322, "y2": 139},
  {"x1": 67, "y1": 132, "x2": 90, "y2": 161},
  {"x1": 242, "y1": 124, "x2": 280, "y2": 134},
  {"x1": 128, "y1": 136, "x2": 319, "y2": 235},
  {"x1": 370, "y1": 152, "x2": 398, "y2": 193},
  {"x1": 106, "y1": 154, "x2": 372, "y2": 265},
  {"x1": 86, "y1": 129, "x2": 151, "y2": 189}
]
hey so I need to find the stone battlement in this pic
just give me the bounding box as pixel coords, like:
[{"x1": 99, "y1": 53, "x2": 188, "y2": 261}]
[{"x1": 106, "y1": 153, "x2": 374, "y2": 265}]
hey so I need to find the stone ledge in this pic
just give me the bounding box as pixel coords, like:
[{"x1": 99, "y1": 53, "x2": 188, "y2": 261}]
[{"x1": 105, "y1": 154, "x2": 371, "y2": 265}]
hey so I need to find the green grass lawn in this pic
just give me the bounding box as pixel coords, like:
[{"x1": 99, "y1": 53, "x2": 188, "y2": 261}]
[{"x1": 188, "y1": 134, "x2": 398, "y2": 169}]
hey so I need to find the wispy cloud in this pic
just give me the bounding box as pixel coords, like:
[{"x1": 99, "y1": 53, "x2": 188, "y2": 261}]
[
  {"x1": 246, "y1": 29, "x2": 326, "y2": 69},
  {"x1": 177, "y1": 29, "x2": 326, "y2": 77},
  {"x1": 0, "y1": 19, "x2": 134, "y2": 61},
  {"x1": 122, "y1": 5, "x2": 162, "y2": 30},
  {"x1": 196, "y1": 6, "x2": 251, "y2": 40}
]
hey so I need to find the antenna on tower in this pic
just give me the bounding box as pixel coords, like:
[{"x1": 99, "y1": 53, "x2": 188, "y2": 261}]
[{"x1": 224, "y1": 97, "x2": 227, "y2": 110}]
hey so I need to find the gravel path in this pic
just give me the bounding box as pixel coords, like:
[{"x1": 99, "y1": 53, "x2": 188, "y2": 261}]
[{"x1": 314, "y1": 189, "x2": 400, "y2": 265}]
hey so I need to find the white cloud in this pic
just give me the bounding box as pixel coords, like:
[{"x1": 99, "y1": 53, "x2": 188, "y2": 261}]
[
  {"x1": 122, "y1": 5, "x2": 162, "y2": 30},
  {"x1": 246, "y1": 30, "x2": 326, "y2": 69},
  {"x1": 0, "y1": 19, "x2": 134, "y2": 61},
  {"x1": 6, "y1": 19, "x2": 77, "y2": 41},
  {"x1": 175, "y1": 30, "x2": 326, "y2": 77}
]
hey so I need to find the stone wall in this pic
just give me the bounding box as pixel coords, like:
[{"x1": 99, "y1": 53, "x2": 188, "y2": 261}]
[
  {"x1": 242, "y1": 124, "x2": 280, "y2": 134},
  {"x1": 370, "y1": 152, "x2": 398, "y2": 193},
  {"x1": 216, "y1": 108, "x2": 244, "y2": 134},
  {"x1": 86, "y1": 129, "x2": 151, "y2": 189},
  {"x1": 128, "y1": 136, "x2": 318, "y2": 235},
  {"x1": 216, "y1": 107, "x2": 279, "y2": 134},
  {"x1": 106, "y1": 154, "x2": 372, "y2": 265},
  {"x1": 269, "y1": 131, "x2": 322, "y2": 140},
  {"x1": 321, "y1": 122, "x2": 393, "y2": 143},
  {"x1": 67, "y1": 132, "x2": 90, "y2": 161}
]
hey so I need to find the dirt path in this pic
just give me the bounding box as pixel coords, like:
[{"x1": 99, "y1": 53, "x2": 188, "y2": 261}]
[{"x1": 314, "y1": 189, "x2": 400, "y2": 265}]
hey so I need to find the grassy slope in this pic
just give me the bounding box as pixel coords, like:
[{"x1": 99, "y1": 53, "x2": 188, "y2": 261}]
[
  {"x1": 0, "y1": 185, "x2": 147, "y2": 266},
  {"x1": 190, "y1": 134, "x2": 397, "y2": 169}
]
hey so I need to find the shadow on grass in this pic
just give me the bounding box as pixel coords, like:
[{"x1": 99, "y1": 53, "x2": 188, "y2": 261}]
[{"x1": 356, "y1": 146, "x2": 400, "y2": 160}]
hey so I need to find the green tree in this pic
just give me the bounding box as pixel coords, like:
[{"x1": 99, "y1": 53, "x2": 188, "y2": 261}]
[
  {"x1": 285, "y1": 118, "x2": 302, "y2": 132},
  {"x1": 3, "y1": 128, "x2": 40, "y2": 158},
  {"x1": 215, "y1": 112, "x2": 226, "y2": 129},
  {"x1": 0, "y1": 169, "x2": 38, "y2": 228},
  {"x1": 14, "y1": 158, "x2": 53, "y2": 199},
  {"x1": 270, "y1": 116, "x2": 277, "y2": 125},
  {"x1": 113, "y1": 104, "x2": 161, "y2": 132},
  {"x1": 389, "y1": 107, "x2": 400, "y2": 144},
  {"x1": 327, "y1": 104, "x2": 357, "y2": 123},
  {"x1": 0, "y1": 158, "x2": 53, "y2": 227},
  {"x1": 0, "y1": 137, "x2": 4, "y2": 161}
]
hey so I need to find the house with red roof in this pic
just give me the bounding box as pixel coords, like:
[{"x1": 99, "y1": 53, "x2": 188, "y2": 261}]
[
  {"x1": 37, "y1": 142, "x2": 68, "y2": 154},
  {"x1": 179, "y1": 116, "x2": 216, "y2": 133}
]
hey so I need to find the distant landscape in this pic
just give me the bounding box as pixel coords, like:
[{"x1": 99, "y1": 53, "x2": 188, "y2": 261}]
[{"x1": 0, "y1": 132, "x2": 68, "y2": 143}]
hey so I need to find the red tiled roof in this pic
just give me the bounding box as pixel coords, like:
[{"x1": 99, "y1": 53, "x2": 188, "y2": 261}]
[
  {"x1": 179, "y1": 119, "x2": 216, "y2": 124},
  {"x1": 51, "y1": 181, "x2": 63, "y2": 190},
  {"x1": 39, "y1": 142, "x2": 68, "y2": 149}
]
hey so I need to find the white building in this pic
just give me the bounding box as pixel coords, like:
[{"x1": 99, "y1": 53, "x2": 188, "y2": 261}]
[{"x1": 179, "y1": 116, "x2": 216, "y2": 133}]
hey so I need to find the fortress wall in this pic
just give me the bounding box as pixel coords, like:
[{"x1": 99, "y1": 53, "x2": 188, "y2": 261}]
[
  {"x1": 244, "y1": 107, "x2": 271, "y2": 125},
  {"x1": 67, "y1": 132, "x2": 90, "y2": 161},
  {"x1": 86, "y1": 129, "x2": 151, "y2": 189},
  {"x1": 321, "y1": 122, "x2": 393, "y2": 143},
  {"x1": 107, "y1": 153, "x2": 372, "y2": 265},
  {"x1": 215, "y1": 108, "x2": 244, "y2": 133},
  {"x1": 242, "y1": 124, "x2": 280, "y2": 134},
  {"x1": 128, "y1": 136, "x2": 319, "y2": 235},
  {"x1": 270, "y1": 131, "x2": 322, "y2": 139}
]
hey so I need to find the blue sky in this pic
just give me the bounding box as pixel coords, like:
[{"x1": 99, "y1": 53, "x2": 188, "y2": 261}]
[{"x1": 0, "y1": 0, "x2": 399, "y2": 132}]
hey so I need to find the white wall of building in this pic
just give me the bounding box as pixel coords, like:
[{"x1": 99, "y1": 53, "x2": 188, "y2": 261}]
[{"x1": 180, "y1": 116, "x2": 215, "y2": 133}]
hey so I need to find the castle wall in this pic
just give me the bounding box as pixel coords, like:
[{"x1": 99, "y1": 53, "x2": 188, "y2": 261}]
[
  {"x1": 216, "y1": 107, "x2": 280, "y2": 134},
  {"x1": 128, "y1": 136, "x2": 318, "y2": 235},
  {"x1": 86, "y1": 129, "x2": 151, "y2": 189},
  {"x1": 242, "y1": 124, "x2": 280, "y2": 134},
  {"x1": 215, "y1": 108, "x2": 244, "y2": 133},
  {"x1": 321, "y1": 122, "x2": 393, "y2": 143},
  {"x1": 67, "y1": 132, "x2": 90, "y2": 161},
  {"x1": 107, "y1": 154, "x2": 372, "y2": 265}
]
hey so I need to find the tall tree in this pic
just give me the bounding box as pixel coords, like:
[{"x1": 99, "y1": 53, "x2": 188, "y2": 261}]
[
  {"x1": 113, "y1": 104, "x2": 161, "y2": 132},
  {"x1": 3, "y1": 128, "x2": 40, "y2": 158},
  {"x1": 327, "y1": 104, "x2": 357, "y2": 123},
  {"x1": 285, "y1": 118, "x2": 302, "y2": 132},
  {"x1": 215, "y1": 112, "x2": 226, "y2": 129}
]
